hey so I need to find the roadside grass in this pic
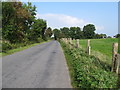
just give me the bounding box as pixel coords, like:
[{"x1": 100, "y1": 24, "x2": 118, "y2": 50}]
[
  {"x1": 73, "y1": 38, "x2": 118, "y2": 66},
  {"x1": 0, "y1": 40, "x2": 51, "y2": 57},
  {"x1": 60, "y1": 41, "x2": 118, "y2": 88}
]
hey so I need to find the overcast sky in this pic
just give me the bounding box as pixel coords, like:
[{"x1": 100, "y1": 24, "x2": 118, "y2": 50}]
[{"x1": 32, "y1": 2, "x2": 118, "y2": 36}]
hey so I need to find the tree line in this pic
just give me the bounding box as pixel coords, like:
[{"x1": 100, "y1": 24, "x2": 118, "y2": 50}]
[
  {"x1": 2, "y1": 1, "x2": 52, "y2": 52},
  {"x1": 53, "y1": 24, "x2": 115, "y2": 40},
  {"x1": 2, "y1": 1, "x2": 53, "y2": 44}
]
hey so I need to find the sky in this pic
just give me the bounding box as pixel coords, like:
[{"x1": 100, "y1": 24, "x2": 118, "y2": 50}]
[{"x1": 31, "y1": 2, "x2": 118, "y2": 36}]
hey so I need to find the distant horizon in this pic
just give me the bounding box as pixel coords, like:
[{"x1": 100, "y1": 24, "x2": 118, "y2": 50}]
[{"x1": 30, "y1": 2, "x2": 118, "y2": 37}]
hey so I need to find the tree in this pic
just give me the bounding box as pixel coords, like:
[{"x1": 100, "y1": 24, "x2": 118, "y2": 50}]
[
  {"x1": 107, "y1": 36, "x2": 112, "y2": 38},
  {"x1": 2, "y1": 1, "x2": 47, "y2": 43},
  {"x1": 83, "y1": 24, "x2": 96, "y2": 39},
  {"x1": 30, "y1": 19, "x2": 47, "y2": 41},
  {"x1": 69, "y1": 27, "x2": 83, "y2": 39},
  {"x1": 94, "y1": 33, "x2": 107, "y2": 39},
  {"x1": 45, "y1": 27, "x2": 53, "y2": 38},
  {"x1": 100, "y1": 34, "x2": 107, "y2": 38},
  {"x1": 114, "y1": 34, "x2": 120, "y2": 38},
  {"x1": 53, "y1": 29, "x2": 61, "y2": 40},
  {"x1": 69, "y1": 27, "x2": 77, "y2": 39},
  {"x1": 22, "y1": 2, "x2": 37, "y2": 39},
  {"x1": 94, "y1": 34, "x2": 101, "y2": 39},
  {"x1": 75, "y1": 27, "x2": 83, "y2": 39},
  {"x1": 2, "y1": 2, "x2": 30, "y2": 43},
  {"x1": 60, "y1": 27, "x2": 70, "y2": 38}
]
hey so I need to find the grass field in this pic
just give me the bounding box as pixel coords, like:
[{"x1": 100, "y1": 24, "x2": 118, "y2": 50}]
[{"x1": 77, "y1": 38, "x2": 118, "y2": 65}]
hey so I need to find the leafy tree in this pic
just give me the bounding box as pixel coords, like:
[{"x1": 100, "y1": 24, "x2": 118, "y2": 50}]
[
  {"x1": 2, "y1": 1, "x2": 49, "y2": 52},
  {"x1": 53, "y1": 29, "x2": 61, "y2": 40},
  {"x1": 95, "y1": 34, "x2": 101, "y2": 39},
  {"x1": 2, "y1": 2, "x2": 31, "y2": 43},
  {"x1": 60, "y1": 27, "x2": 70, "y2": 38},
  {"x1": 100, "y1": 34, "x2": 107, "y2": 38},
  {"x1": 94, "y1": 33, "x2": 107, "y2": 39},
  {"x1": 114, "y1": 34, "x2": 120, "y2": 38},
  {"x1": 107, "y1": 36, "x2": 112, "y2": 38},
  {"x1": 30, "y1": 19, "x2": 47, "y2": 41},
  {"x1": 45, "y1": 27, "x2": 53, "y2": 38},
  {"x1": 69, "y1": 27, "x2": 77, "y2": 39},
  {"x1": 83, "y1": 24, "x2": 96, "y2": 39},
  {"x1": 75, "y1": 27, "x2": 83, "y2": 39},
  {"x1": 22, "y1": 2, "x2": 36, "y2": 34},
  {"x1": 69, "y1": 27, "x2": 83, "y2": 39}
]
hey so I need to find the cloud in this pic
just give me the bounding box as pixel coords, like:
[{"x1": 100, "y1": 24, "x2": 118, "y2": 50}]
[
  {"x1": 36, "y1": 13, "x2": 104, "y2": 32},
  {"x1": 96, "y1": 26, "x2": 104, "y2": 31}
]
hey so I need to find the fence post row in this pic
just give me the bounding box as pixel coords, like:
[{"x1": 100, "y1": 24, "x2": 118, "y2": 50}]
[
  {"x1": 111, "y1": 43, "x2": 120, "y2": 74},
  {"x1": 87, "y1": 40, "x2": 91, "y2": 55},
  {"x1": 61, "y1": 38, "x2": 120, "y2": 74}
]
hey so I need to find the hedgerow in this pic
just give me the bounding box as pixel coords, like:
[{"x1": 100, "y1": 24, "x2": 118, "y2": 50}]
[{"x1": 60, "y1": 41, "x2": 118, "y2": 88}]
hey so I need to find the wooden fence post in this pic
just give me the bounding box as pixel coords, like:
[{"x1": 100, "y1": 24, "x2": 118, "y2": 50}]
[
  {"x1": 70, "y1": 38, "x2": 72, "y2": 44},
  {"x1": 67, "y1": 38, "x2": 69, "y2": 44},
  {"x1": 73, "y1": 39, "x2": 75, "y2": 47},
  {"x1": 76, "y1": 39, "x2": 79, "y2": 48},
  {"x1": 69, "y1": 38, "x2": 72, "y2": 49},
  {"x1": 116, "y1": 54, "x2": 120, "y2": 74},
  {"x1": 111, "y1": 43, "x2": 119, "y2": 73},
  {"x1": 87, "y1": 40, "x2": 91, "y2": 55},
  {"x1": 65, "y1": 38, "x2": 67, "y2": 44}
]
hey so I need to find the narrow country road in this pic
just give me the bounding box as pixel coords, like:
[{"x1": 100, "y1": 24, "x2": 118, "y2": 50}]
[{"x1": 2, "y1": 40, "x2": 71, "y2": 88}]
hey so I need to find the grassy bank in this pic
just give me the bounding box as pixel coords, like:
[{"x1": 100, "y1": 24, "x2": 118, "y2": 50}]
[
  {"x1": 1, "y1": 40, "x2": 51, "y2": 57},
  {"x1": 60, "y1": 41, "x2": 118, "y2": 88}
]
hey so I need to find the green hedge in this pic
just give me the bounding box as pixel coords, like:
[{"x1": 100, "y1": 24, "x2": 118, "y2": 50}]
[{"x1": 60, "y1": 41, "x2": 118, "y2": 88}]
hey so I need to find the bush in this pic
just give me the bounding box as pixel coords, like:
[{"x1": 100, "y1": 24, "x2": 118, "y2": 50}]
[
  {"x1": 1, "y1": 39, "x2": 46, "y2": 53},
  {"x1": 60, "y1": 41, "x2": 118, "y2": 88},
  {"x1": 2, "y1": 41, "x2": 27, "y2": 52},
  {"x1": 2, "y1": 41, "x2": 12, "y2": 52}
]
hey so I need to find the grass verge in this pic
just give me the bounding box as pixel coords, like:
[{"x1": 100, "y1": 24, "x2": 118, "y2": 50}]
[
  {"x1": 1, "y1": 40, "x2": 51, "y2": 57},
  {"x1": 60, "y1": 40, "x2": 118, "y2": 88}
]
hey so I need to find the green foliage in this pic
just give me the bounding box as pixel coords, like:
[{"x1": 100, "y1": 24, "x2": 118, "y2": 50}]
[
  {"x1": 45, "y1": 27, "x2": 53, "y2": 38},
  {"x1": 53, "y1": 28, "x2": 62, "y2": 40},
  {"x1": 115, "y1": 34, "x2": 120, "y2": 38},
  {"x1": 69, "y1": 27, "x2": 83, "y2": 39},
  {"x1": 2, "y1": 1, "x2": 48, "y2": 52},
  {"x1": 60, "y1": 27, "x2": 70, "y2": 38},
  {"x1": 2, "y1": 41, "x2": 12, "y2": 52},
  {"x1": 95, "y1": 33, "x2": 107, "y2": 39},
  {"x1": 60, "y1": 41, "x2": 118, "y2": 88},
  {"x1": 29, "y1": 19, "x2": 47, "y2": 41},
  {"x1": 1, "y1": 40, "x2": 50, "y2": 56},
  {"x1": 53, "y1": 25, "x2": 97, "y2": 40},
  {"x1": 83, "y1": 24, "x2": 96, "y2": 39}
]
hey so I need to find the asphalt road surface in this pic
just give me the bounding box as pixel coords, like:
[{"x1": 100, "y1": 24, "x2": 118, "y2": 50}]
[{"x1": 2, "y1": 40, "x2": 71, "y2": 88}]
